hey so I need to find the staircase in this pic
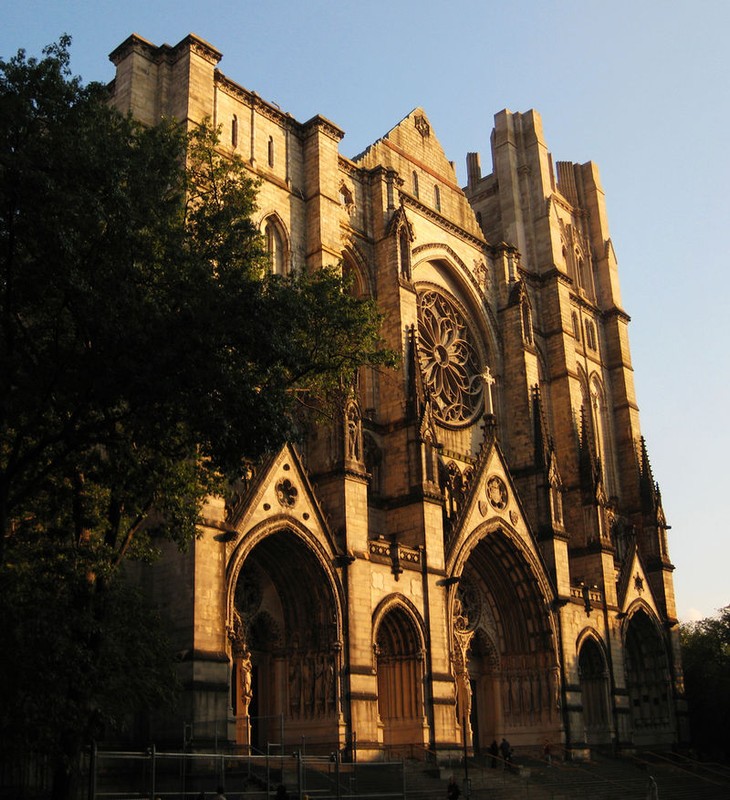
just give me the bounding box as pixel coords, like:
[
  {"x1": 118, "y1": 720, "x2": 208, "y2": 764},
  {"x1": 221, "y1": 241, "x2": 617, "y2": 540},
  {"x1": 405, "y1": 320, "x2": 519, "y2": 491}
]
[
  {"x1": 396, "y1": 750, "x2": 730, "y2": 800},
  {"x1": 461, "y1": 750, "x2": 730, "y2": 800},
  {"x1": 114, "y1": 749, "x2": 728, "y2": 800}
]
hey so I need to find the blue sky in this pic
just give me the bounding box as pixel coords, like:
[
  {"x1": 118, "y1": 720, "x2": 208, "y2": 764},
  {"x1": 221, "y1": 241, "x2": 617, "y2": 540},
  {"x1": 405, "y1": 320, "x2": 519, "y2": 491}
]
[{"x1": 3, "y1": 1, "x2": 728, "y2": 621}]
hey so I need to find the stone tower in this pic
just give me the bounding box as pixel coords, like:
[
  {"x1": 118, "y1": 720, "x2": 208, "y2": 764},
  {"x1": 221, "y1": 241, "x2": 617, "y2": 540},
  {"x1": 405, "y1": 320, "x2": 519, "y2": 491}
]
[{"x1": 108, "y1": 33, "x2": 686, "y2": 757}]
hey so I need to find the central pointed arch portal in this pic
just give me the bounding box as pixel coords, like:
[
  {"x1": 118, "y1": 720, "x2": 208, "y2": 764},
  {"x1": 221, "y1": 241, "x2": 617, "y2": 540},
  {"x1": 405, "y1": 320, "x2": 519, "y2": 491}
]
[
  {"x1": 452, "y1": 526, "x2": 561, "y2": 751},
  {"x1": 229, "y1": 527, "x2": 343, "y2": 753}
]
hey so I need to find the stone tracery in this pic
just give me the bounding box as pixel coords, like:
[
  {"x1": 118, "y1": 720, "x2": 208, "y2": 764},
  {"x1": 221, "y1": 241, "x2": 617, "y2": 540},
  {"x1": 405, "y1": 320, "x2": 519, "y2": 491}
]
[{"x1": 416, "y1": 289, "x2": 483, "y2": 426}]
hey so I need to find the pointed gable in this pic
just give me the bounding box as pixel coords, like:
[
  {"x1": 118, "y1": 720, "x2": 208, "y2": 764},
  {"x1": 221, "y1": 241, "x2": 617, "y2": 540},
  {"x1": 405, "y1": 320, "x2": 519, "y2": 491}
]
[
  {"x1": 225, "y1": 443, "x2": 339, "y2": 561},
  {"x1": 445, "y1": 431, "x2": 550, "y2": 593},
  {"x1": 355, "y1": 108, "x2": 458, "y2": 186},
  {"x1": 617, "y1": 544, "x2": 661, "y2": 619}
]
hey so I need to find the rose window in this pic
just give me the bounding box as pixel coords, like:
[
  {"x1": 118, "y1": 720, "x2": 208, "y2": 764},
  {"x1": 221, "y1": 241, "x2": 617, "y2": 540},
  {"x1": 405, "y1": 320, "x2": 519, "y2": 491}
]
[{"x1": 416, "y1": 289, "x2": 483, "y2": 426}]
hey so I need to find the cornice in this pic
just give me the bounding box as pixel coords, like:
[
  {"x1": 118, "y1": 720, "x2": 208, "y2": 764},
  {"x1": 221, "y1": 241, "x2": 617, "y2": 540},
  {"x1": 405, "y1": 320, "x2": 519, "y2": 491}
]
[
  {"x1": 111, "y1": 33, "x2": 224, "y2": 68},
  {"x1": 464, "y1": 179, "x2": 499, "y2": 204},
  {"x1": 109, "y1": 34, "x2": 158, "y2": 66},
  {"x1": 338, "y1": 154, "x2": 361, "y2": 177},
  {"x1": 535, "y1": 266, "x2": 574, "y2": 289},
  {"x1": 339, "y1": 221, "x2": 375, "y2": 247},
  {"x1": 302, "y1": 114, "x2": 345, "y2": 143},
  {"x1": 215, "y1": 72, "x2": 301, "y2": 131},
  {"x1": 490, "y1": 241, "x2": 519, "y2": 257},
  {"x1": 602, "y1": 306, "x2": 632, "y2": 324},
  {"x1": 547, "y1": 191, "x2": 577, "y2": 217},
  {"x1": 178, "y1": 34, "x2": 223, "y2": 66},
  {"x1": 401, "y1": 194, "x2": 486, "y2": 249}
]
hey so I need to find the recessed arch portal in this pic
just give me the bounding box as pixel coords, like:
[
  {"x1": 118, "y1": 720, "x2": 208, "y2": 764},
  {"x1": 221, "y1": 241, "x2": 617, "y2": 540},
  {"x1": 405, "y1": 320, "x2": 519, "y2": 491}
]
[
  {"x1": 452, "y1": 526, "x2": 560, "y2": 749},
  {"x1": 577, "y1": 635, "x2": 612, "y2": 744},
  {"x1": 230, "y1": 528, "x2": 341, "y2": 750},
  {"x1": 374, "y1": 599, "x2": 427, "y2": 748},
  {"x1": 624, "y1": 607, "x2": 674, "y2": 744}
]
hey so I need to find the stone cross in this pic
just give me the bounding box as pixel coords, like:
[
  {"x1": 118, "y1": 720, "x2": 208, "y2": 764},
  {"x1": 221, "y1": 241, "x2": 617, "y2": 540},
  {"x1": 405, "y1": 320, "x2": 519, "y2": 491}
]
[{"x1": 482, "y1": 367, "x2": 496, "y2": 416}]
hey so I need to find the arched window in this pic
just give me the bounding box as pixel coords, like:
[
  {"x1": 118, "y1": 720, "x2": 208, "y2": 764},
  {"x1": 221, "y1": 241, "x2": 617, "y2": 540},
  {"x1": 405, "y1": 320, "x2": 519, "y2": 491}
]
[
  {"x1": 575, "y1": 250, "x2": 595, "y2": 298},
  {"x1": 399, "y1": 227, "x2": 411, "y2": 279},
  {"x1": 578, "y1": 369, "x2": 595, "y2": 452},
  {"x1": 342, "y1": 256, "x2": 365, "y2": 298},
  {"x1": 412, "y1": 170, "x2": 419, "y2": 198},
  {"x1": 550, "y1": 477, "x2": 563, "y2": 526},
  {"x1": 268, "y1": 135, "x2": 275, "y2": 168},
  {"x1": 590, "y1": 375, "x2": 616, "y2": 495},
  {"x1": 434, "y1": 184, "x2": 441, "y2": 212},
  {"x1": 364, "y1": 433, "x2": 383, "y2": 495},
  {"x1": 584, "y1": 319, "x2": 597, "y2": 351},
  {"x1": 562, "y1": 245, "x2": 573, "y2": 282},
  {"x1": 264, "y1": 217, "x2": 287, "y2": 276},
  {"x1": 521, "y1": 296, "x2": 534, "y2": 345},
  {"x1": 231, "y1": 115, "x2": 238, "y2": 148},
  {"x1": 572, "y1": 311, "x2": 581, "y2": 343}
]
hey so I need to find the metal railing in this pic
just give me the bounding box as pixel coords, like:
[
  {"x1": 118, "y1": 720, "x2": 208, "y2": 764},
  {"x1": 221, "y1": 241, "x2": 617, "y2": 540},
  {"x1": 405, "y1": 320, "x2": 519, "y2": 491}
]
[
  {"x1": 10, "y1": 742, "x2": 728, "y2": 800},
  {"x1": 89, "y1": 749, "x2": 410, "y2": 800}
]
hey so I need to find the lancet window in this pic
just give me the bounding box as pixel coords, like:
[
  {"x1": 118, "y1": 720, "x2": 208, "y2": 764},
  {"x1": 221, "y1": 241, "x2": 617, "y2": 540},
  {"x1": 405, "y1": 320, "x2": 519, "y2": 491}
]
[
  {"x1": 399, "y1": 228, "x2": 412, "y2": 279},
  {"x1": 584, "y1": 319, "x2": 597, "y2": 351},
  {"x1": 263, "y1": 216, "x2": 288, "y2": 276}
]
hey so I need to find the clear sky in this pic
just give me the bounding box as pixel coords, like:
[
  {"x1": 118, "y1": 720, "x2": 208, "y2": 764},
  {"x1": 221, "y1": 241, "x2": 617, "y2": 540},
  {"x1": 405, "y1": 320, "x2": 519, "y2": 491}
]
[{"x1": 2, "y1": 0, "x2": 728, "y2": 622}]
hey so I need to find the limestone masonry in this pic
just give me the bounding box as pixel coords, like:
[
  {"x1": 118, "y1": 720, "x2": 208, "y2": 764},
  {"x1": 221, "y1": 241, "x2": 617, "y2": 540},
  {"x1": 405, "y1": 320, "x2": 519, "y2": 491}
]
[{"x1": 108, "y1": 33, "x2": 686, "y2": 758}]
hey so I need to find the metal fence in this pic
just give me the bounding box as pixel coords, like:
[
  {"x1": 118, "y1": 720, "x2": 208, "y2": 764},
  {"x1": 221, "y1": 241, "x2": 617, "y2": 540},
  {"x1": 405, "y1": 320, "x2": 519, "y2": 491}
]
[{"x1": 89, "y1": 750, "x2": 407, "y2": 800}]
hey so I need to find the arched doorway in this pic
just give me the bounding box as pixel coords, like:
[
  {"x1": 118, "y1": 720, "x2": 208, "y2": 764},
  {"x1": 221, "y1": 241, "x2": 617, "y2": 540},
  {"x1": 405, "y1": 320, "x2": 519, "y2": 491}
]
[
  {"x1": 625, "y1": 609, "x2": 673, "y2": 744},
  {"x1": 453, "y1": 527, "x2": 560, "y2": 750},
  {"x1": 230, "y1": 529, "x2": 340, "y2": 751},
  {"x1": 375, "y1": 604, "x2": 426, "y2": 748},
  {"x1": 578, "y1": 637, "x2": 612, "y2": 744},
  {"x1": 467, "y1": 629, "x2": 500, "y2": 754}
]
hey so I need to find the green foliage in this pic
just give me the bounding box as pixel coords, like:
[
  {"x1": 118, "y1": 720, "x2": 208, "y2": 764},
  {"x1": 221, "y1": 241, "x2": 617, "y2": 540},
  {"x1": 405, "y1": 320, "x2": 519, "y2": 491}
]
[
  {"x1": 0, "y1": 36, "x2": 200, "y2": 557},
  {"x1": 0, "y1": 533, "x2": 179, "y2": 755},
  {"x1": 0, "y1": 36, "x2": 394, "y2": 795},
  {"x1": 679, "y1": 606, "x2": 730, "y2": 759},
  {"x1": 0, "y1": 39, "x2": 394, "y2": 559}
]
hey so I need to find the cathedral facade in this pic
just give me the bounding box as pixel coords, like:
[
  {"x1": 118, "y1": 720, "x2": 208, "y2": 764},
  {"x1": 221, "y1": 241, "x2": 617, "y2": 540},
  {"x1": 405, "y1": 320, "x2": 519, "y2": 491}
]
[{"x1": 108, "y1": 33, "x2": 686, "y2": 758}]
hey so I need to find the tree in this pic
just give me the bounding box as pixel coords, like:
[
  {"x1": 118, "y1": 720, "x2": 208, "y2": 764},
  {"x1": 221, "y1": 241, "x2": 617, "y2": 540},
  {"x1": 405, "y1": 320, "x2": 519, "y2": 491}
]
[
  {"x1": 680, "y1": 606, "x2": 730, "y2": 760},
  {"x1": 0, "y1": 38, "x2": 394, "y2": 798},
  {"x1": 0, "y1": 535, "x2": 179, "y2": 786}
]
